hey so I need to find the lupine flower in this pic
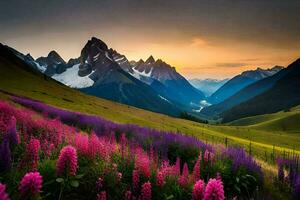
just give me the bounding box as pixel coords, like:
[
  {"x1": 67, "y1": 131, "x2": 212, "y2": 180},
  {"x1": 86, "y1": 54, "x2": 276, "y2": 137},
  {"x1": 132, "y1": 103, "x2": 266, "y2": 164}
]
[
  {"x1": 0, "y1": 140, "x2": 11, "y2": 172},
  {"x1": 293, "y1": 174, "x2": 300, "y2": 199},
  {"x1": 0, "y1": 183, "x2": 10, "y2": 200},
  {"x1": 41, "y1": 140, "x2": 55, "y2": 158},
  {"x1": 192, "y1": 159, "x2": 200, "y2": 183},
  {"x1": 204, "y1": 150, "x2": 211, "y2": 162},
  {"x1": 5, "y1": 116, "x2": 18, "y2": 146},
  {"x1": 56, "y1": 145, "x2": 78, "y2": 176},
  {"x1": 125, "y1": 190, "x2": 132, "y2": 200},
  {"x1": 22, "y1": 138, "x2": 40, "y2": 170},
  {"x1": 88, "y1": 133, "x2": 100, "y2": 159},
  {"x1": 277, "y1": 163, "x2": 284, "y2": 183},
  {"x1": 19, "y1": 172, "x2": 43, "y2": 198},
  {"x1": 96, "y1": 191, "x2": 106, "y2": 200},
  {"x1": 174, "y1": 157, "x2": 181, "y2": 176},
  {"x1": 135, "y1": 149, "x2": 151, "y2": 178},
  {"x1": 178, "y1": 162, "x2": 189, "y2": 186},
  {"x1": 140, "y1": 181, "x2": 151, "y2": 200},
  {"x1": 192, "y1": 180, "x2": 205, "y2": 200},
  {"x1": 132, "y1": 170, "x2": 139, "y2": 191},
  {"x1": 74, "y1": 134, "x2": 89, "y2": 156},
  {"x1": 156, "y1": 171, "x2": 165, "y2": 187},
  {"x1": 203, "y1": 178, "x2": 225, "y2": 200},
  {"x1": 120, "y1": 133, "x2": 126, "y2": 158}
]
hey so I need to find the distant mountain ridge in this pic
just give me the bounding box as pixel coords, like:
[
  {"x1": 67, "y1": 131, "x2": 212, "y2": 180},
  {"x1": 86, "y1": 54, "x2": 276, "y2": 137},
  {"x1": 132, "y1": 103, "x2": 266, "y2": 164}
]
[
  {"x1": 208, "y1": 66, "x2": 283, "y2": 104},
  {"x1": 189, "y1": 78, "x2": 229, "y2": 96},
  {"x1": 221, "y1": 58, "x2": 300, "y2": 122},
  {"x1": 201, "y1": 66, "x2": 284, "y2": 117}
]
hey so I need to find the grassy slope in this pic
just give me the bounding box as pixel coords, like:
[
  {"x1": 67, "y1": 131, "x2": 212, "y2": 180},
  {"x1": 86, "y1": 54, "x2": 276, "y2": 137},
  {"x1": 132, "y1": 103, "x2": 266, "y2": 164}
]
[
  {"x1": 1, "y1": 52, "x2": 300, "y2": 160},
  {"x1": 228, "y1": 105, "x2": 300, "y2": 132}
]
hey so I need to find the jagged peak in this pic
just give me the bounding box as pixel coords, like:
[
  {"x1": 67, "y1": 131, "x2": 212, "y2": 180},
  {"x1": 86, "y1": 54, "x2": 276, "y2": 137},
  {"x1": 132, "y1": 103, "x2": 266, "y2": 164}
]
[
  {"x1": 86, "y1": 36, "x2": 108, "y2": 51},
  {"x1": 47, "y1": 50, "x2": 65, "y2": 63},
  {"x1": 146, "y1": 55, "x2": 155, "y2": 63},
  {"x1": 48, "y1": 50, "x2": 60, "y2": 58}
]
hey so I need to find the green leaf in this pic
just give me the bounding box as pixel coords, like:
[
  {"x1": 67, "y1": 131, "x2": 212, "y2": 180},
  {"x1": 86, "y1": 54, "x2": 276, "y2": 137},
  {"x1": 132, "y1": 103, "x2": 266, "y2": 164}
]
[
  {"x1": 246, "y1": 174, "x2": 257, "y2": 182},
  {"x1": 236, "y1": 177, "x2": 239, "y2": 183},
  {"x1": 56, "y1": 178, "x2": 64, "y2": 183},
  {"x1": 166, "y1": 195, "x2": 174, "y2": 200},
  {"x1": 234, "y1": 185, "x2": 241, "y2": 193},
  {"x1": 242, "y1": 183, "x2": 248, "y2": 190},
  {"x1": 75, "y1": 174, "x2": 84, "y2": 179},
  {"x1": 70, "y1": 180, "x2": 79, "y2": 187},
  {"x1": 44, "y1": 180, "x2": 55, "y2": 186}
]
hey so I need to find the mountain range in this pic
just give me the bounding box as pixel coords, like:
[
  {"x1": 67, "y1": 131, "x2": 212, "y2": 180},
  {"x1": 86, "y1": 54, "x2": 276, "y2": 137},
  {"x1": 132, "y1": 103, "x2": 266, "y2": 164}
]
[
  {"x1": 189, "y1": 78, "x2": 229, "y2": 97},
  {"x1": 3, "y1": 36, "x2": 300, "y2": 124},
  {"x1": 10, "y1": 37, "x2": 206, "y2": 116},
  {"x1": 207, "y1": 66, "x2": 283, "y2": 105},
  {"x1": 200, "y1": 66, "x2": 284, "y2": 117},
  {"x1": 221, "y1": 58, "x2": 300, "y2": 122}
]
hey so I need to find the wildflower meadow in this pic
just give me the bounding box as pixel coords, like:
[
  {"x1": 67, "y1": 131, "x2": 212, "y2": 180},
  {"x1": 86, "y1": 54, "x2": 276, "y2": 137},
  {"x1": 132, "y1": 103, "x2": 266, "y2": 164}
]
[{"x1": 0, "y1": 96, "x2": 298, "y2": 199}]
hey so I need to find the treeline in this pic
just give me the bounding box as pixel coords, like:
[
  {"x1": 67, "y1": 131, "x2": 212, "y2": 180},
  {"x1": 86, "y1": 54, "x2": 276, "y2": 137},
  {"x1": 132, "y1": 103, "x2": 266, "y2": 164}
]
[{"x1": 179, "y1": 112, "x2": 208, "y2": 124}]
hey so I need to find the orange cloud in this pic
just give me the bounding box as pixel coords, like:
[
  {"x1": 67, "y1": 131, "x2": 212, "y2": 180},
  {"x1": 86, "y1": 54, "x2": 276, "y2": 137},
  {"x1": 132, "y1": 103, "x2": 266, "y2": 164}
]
[{"x1": 190, "y1": 37, "x2": 208, "y2": 48}]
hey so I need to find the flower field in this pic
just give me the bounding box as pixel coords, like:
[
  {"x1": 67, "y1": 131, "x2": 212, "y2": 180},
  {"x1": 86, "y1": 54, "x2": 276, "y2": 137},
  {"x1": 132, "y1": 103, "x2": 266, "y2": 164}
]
[{"x1": 0, "y1": 96, "x2": 298, "y2": 199}]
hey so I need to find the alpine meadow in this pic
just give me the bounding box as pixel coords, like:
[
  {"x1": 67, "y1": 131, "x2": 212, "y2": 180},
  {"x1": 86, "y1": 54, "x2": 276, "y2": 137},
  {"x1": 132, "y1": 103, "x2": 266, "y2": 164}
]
[{"x1": 0, "y1": 1, "x2": 300, "y2": 200}]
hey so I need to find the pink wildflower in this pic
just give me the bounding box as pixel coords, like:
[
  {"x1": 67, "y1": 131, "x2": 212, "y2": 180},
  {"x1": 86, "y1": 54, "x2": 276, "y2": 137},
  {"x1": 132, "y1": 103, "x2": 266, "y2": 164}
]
[
  {"x1": 0, "y1": 183, "x2": 10, "y2": 200},
  {"x1": 135, "y1": 149, "x2": 151, "y2": 178},
  {"x1": 192, "y1": 159, "x2": 201, "y2": 183},
  {"x1": 96, "y1": 191, "x2": 106, "y2": 200},
  {"x1": 204, "y1": 150, "x2": 210, "y2": 162},
  {"x1": 156, "y1": 171, "x2": 165, "y2": 187},
  {"x1": 140, "y1": 181, "x2": 151, "y2": 200},
  {"x1": 203, "y1": 178, "x2": 225, "y2": 200},
  {"x1": 23, "y1": 138, "x2": 40, "y2": 170},
  {"x1": 19, "y1": 172, "x2": 43, "y2": 198},
  {"x1": 174, "y1": 157, "x2": 181, "y2": 176},
  {"x1": 178, "y1": 162, "x2": 189, "y2": 186},
  {"x1": 56, "y1": 145, "x2": 78, "y2": 176},
  {"x1": 96, "y1": 177, "x2": 103, "y2": 190},
  {"x1": 125, "y1": 190, "x2": 132, "y2": 200},
  {"x1": 89, "y1": 133, "x2": 100, "y2": 159},
  {"x1": 120, "y1": 133, "x2": 126, "y2": 158},
  {"x1": 41, "y1": 140, "x2": 54, "y2": 158},
  {"x1": 117, "y1": 172, "x2": 122, "y2": 181},
  {"x1": 132, "y1": 170, "x2": 139, "y2": 191},
  {"x1": 74, "y1": 134, "x2": 89, "y2": 156},
  {"x1": 192, "y1": 180, "x2": 205, "y2": 200}
]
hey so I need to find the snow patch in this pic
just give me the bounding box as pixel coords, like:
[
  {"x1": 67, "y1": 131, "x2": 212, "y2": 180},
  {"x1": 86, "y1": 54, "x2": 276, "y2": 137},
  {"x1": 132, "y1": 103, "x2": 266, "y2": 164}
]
[
  {"x1": 114, "y1": 56, "x2": 125, "y2": 62},
  {"x1": 158, "y1": 95, "x2": 170, "y2": 103},
  {"x1": 105, "y1": 52, "x2": 113, "y2": 61},
  {"x1": 132, "y1": 67, "x2": 153, "y2": 78},
  {"x1": 52, "y1": 64, "x2": 94, "y2": 88},
  {"x1": 34, "y1": 61, "x2": 47, "y2": 73}
]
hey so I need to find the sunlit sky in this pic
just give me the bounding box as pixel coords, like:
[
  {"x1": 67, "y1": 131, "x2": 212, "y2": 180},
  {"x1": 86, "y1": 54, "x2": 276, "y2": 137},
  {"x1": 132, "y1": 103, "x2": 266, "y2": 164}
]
[{"x1": 1, "y1": 0, "x2": 300, "y2": 79}]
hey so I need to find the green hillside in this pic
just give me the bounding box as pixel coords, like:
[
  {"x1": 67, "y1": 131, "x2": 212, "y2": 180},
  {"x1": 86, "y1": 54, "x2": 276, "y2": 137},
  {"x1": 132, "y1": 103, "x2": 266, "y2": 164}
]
[
  {"x1": 1, "y1": 44, "x2": 300, "y2": 161},
  {"x1": 229, "y1": 105, "x2": 300, "y2": 132}
]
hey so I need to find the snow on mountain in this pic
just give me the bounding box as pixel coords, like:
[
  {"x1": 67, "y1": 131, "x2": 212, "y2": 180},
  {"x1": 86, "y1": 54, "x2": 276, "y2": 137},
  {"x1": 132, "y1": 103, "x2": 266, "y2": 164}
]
[{"x1": 52, "y1": 64, "x2": 94, "y2": 88}]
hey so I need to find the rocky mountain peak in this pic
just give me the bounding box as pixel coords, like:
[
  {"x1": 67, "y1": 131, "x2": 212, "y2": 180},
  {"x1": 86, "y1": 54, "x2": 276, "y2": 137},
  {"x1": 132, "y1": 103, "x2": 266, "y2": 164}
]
[
  {"x1": 145, "y1": 55, "x2": 155, "y2": 64},
  {"x1": 47, "y1": 50, "x2": 65, "y2": 64}
]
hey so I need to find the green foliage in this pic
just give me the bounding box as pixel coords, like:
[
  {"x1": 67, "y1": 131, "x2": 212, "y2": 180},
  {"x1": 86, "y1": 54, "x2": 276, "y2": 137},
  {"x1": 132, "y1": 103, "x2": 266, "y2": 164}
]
[
  {"x1": 179, "y1": 112, "x2": 208, "y2": 124},
  {"x1": 167, "y1": 143, "x2": 199, "y2": 168}
]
